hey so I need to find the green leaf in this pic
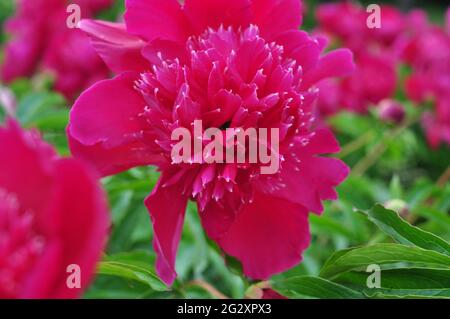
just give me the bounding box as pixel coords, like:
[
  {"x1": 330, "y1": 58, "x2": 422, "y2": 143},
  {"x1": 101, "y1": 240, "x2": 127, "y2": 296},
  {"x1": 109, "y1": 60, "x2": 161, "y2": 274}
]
[
  {"x1": 16, "y1": 92, "x2": 66, "y2": 126},
  {"x1": 97, "y1": 251, "x2": 168, "y2": 292},
  {"x1": 337, "y1": 268, "x2": 450, "y2": 289},
  {"x1": 364, "y1": 288, "x2": 450, "y2": 299},
  {"x1": 310, "y1": 214, "x2": 360, "y2": 242},
  {"x1": 362, "y1": 204, "x2": 450, "y2": 255},
  {"x1": 271, "y1": 276, "x2": 364, "y2": 299},
  {"x1": 328, "y1": 112, "x2": 374, "y2": 137},
  {"x1": 320, "y1": 244, "x2": 450, "y2": 279}
]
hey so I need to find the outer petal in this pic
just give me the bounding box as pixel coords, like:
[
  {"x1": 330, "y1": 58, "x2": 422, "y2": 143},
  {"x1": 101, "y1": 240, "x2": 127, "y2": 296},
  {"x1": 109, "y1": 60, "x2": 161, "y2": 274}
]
[
  {"x1": 258, "y1": 129, "x2": 349, "y2": 214},
  {"x1": 301, "y1": 49, "x2": 355, "y2": 89},
  {"x1": 68, "y1": 72, "x2": 163, "y2": 176},
  {"x1": 274, "y1": 30, "x2": 321, "y2": 73},
  {"x1": 145, "y1": 170, "x2": 190, "y2": 286},
  {"x1": 78, "y1": 19, "x2": 150, "y2": 73},
  {"x1": 68, "y1": 135, "x2": 165, "y2": 177},
  {"x1": 199, "y1": 193, "x2": 240, "y2": 241},
  {"x1": 217, "y1": 191, "x2": 310, "y2": 280},
  {"x1": 124, "y1": 0, "x2": 189, "y2": 43},
  {"x1": 252, "y1": 0, "x2": 303, "y2": 39},
  {"x1": 184, "y1": 0, "x2": 252, "y2": 34},
  {"x1": 0, "y1": 120, "x2": 55, "y2": 212},
  {"x1": 22, "y1": 159, "x2": 109, "y2": 299}
]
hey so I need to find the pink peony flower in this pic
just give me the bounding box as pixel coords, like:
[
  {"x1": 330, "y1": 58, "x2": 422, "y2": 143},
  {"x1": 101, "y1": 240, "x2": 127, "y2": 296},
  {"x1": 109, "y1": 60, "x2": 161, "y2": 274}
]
[
  {"x1": 68, "y1": 0, "x2": 353, "y2": 285},
  {"x1": 315, "y1": 2, "x2": 403, "y2": 115},
  {"x1": 316, "y1": 2, "x2": 406, "y2": 53},
  {"x1": 402, "y1": 13, "x2": 450, "y2": 148},
  {"x1": 317, "y1": 52, "x2": 397, "y2": 115},
  {"x1": 1, "y1": 0, "x2": 113, "y2": 100},
  {"x1": 422, "y1": 106, "x2": 450, "y2": 149},
  {"x1": 0, "y1": 119, "x2": 109, "y2": 298}
]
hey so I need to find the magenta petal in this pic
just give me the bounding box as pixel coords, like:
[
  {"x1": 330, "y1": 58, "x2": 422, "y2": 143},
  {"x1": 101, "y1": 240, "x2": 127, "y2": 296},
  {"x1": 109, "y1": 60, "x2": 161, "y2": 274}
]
[
  {"x1": 199, "y1": 198, "x2": 237, "y2": 241},
  {"x1": 0, "y1": 120, "x2": 55, "y2": 212},
  {"x1": 258, "y1": 129, "x2": 349, "y2": 214},
  {"x1": 78, "y1": 19, "x2": 150, "y2": 73},
  {"x1": 68, "y1": 133, "x2": 165, "y2": 177},
  {"x1": 124, "y1": 0, "x2": 189, "y2": 43},
  {"x1": 31, "y1": 159, "x2": 109, "y2": 298},
  {"x1": 69, "y1": 72, "x2": 146, "y2": 146},
  {"x1": 276, "y1": 156, "x2": 349, "y2": 214},
  {"x1": 217, "y1": 192, "x2": 310, "y2": 280},
  {"x1": 21, "y1": 241, "x2": 63, "y2": 299},
  {"x1": 145, "y1": 171, "x2": 190, "y2": 286},
  {"x1": 184, "y1": 0, "x2": 252, "y2": 34},
  {"x1": 252, "y1": 0, "x2": 303, "y2": 39},
  {"x1": 302, "y1": 49, "x2": 355, "y2": 89},
  {"x1": 68, "y1": 72, "x2": 164, "y2": 176},
  {"x1": 301, "y1": 128, "x2": 341, "y2": 155},
  {"x1": 274, "y1": 30, "x2": 321, "y2": 73},
  {"x1": 141, "y1": 40, "x2": 188, "y2": 66}
]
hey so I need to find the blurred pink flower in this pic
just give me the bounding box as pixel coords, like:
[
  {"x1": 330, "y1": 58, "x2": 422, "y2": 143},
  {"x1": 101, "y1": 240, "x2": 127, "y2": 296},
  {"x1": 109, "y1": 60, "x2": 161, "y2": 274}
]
[
  {"x1": 402, "y1": 12, "x2": 450, "y2": 148},
  {"x1": 0, "y1": 119, "x2": 109, "y2": 298},
  {"x1": 1, "y1": 0, "x2": 113, "y2": 100},
  {"x1": 68, "y1": 0, "x2": 353, "y2": 285},
  {"x1": 317, "y1": 52, "x2": 397, "y2": 115},
  {"x1": 315, "y1": 2, "x2": 404, "y2": 115},
  {"x1": 316, "y1": 1, "x2": 406, "y2": 53}
]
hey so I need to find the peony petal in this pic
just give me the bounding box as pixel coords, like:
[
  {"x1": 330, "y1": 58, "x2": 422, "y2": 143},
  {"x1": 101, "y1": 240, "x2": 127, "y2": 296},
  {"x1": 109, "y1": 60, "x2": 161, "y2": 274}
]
[
  {"x1": 0, "y1": 120, "x2": 55, "y2": 212},
  {"x1": 184, "y1": 0, "x2": 252, "y2": 34},
  {"x1": 217, "y1": 191, "x2": 310, "y2": 280},
  {"x1": 69, "y1": 72, "x2": 145, "y2": 147},
  {"x1": 141, "y1": 40, "x2": 188, "y2": 66},
  {"x1": 145, "y1": 170, "x2": 190, "y2": 286},
  {"x1": 22, "y1": 159, "x2": 109, "y2": 299},
  {"x1": 68, "y1": 133, "x2": 166, "y2": 177},
  {"x1": 302, "y1": 49, "x2": 355, "y2": 89},
  {"x1": 199, "y1": 193, "x2": 241, "y2": 241},
  {"x1": 274, "y1": 30, "x2": 321, "y2": 73},
  {"x1": 124, "y1": 0, "x2": 189, "y2": 43},
  {"x1": 78, "y1": 19, "x2": 150, "y2": 73},
  {"x1": 273, "y1": 157, "x2": 348, "y2": 214},
  {"x1": 45, "y1": 159, "x2": 109, "y2": 298},
  {"x1": 301, "y1": 128, "x2": 341, "y2": 155},
  {"x1": 258, "y1": 129, "x2": 349, "y2": 214},
  {"x1": 252, "y1": 0, "x2": 303, "y2": 39},
  {"x1": 21, "y1": 241, "x2": 64, "y2": 299},
  {"x1": 68, "y1": 72, "x2": 164, "y2": 176}
]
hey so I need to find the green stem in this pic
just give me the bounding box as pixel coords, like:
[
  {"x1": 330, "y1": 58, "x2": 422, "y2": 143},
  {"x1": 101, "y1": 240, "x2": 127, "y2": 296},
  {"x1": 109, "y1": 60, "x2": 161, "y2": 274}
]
[
  {"x1": 337, "y1": 130, "x2": 375, "y2": 159},
  {"x1": 351, "y1": 114, "x2": 421, "y2": 177}
]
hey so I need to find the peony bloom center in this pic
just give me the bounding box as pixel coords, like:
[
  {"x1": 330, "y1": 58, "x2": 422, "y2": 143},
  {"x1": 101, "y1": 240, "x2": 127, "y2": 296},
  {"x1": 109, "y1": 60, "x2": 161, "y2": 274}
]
[{"x1": 133, "y1": 25, "x2": 317, "y2": 210}]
